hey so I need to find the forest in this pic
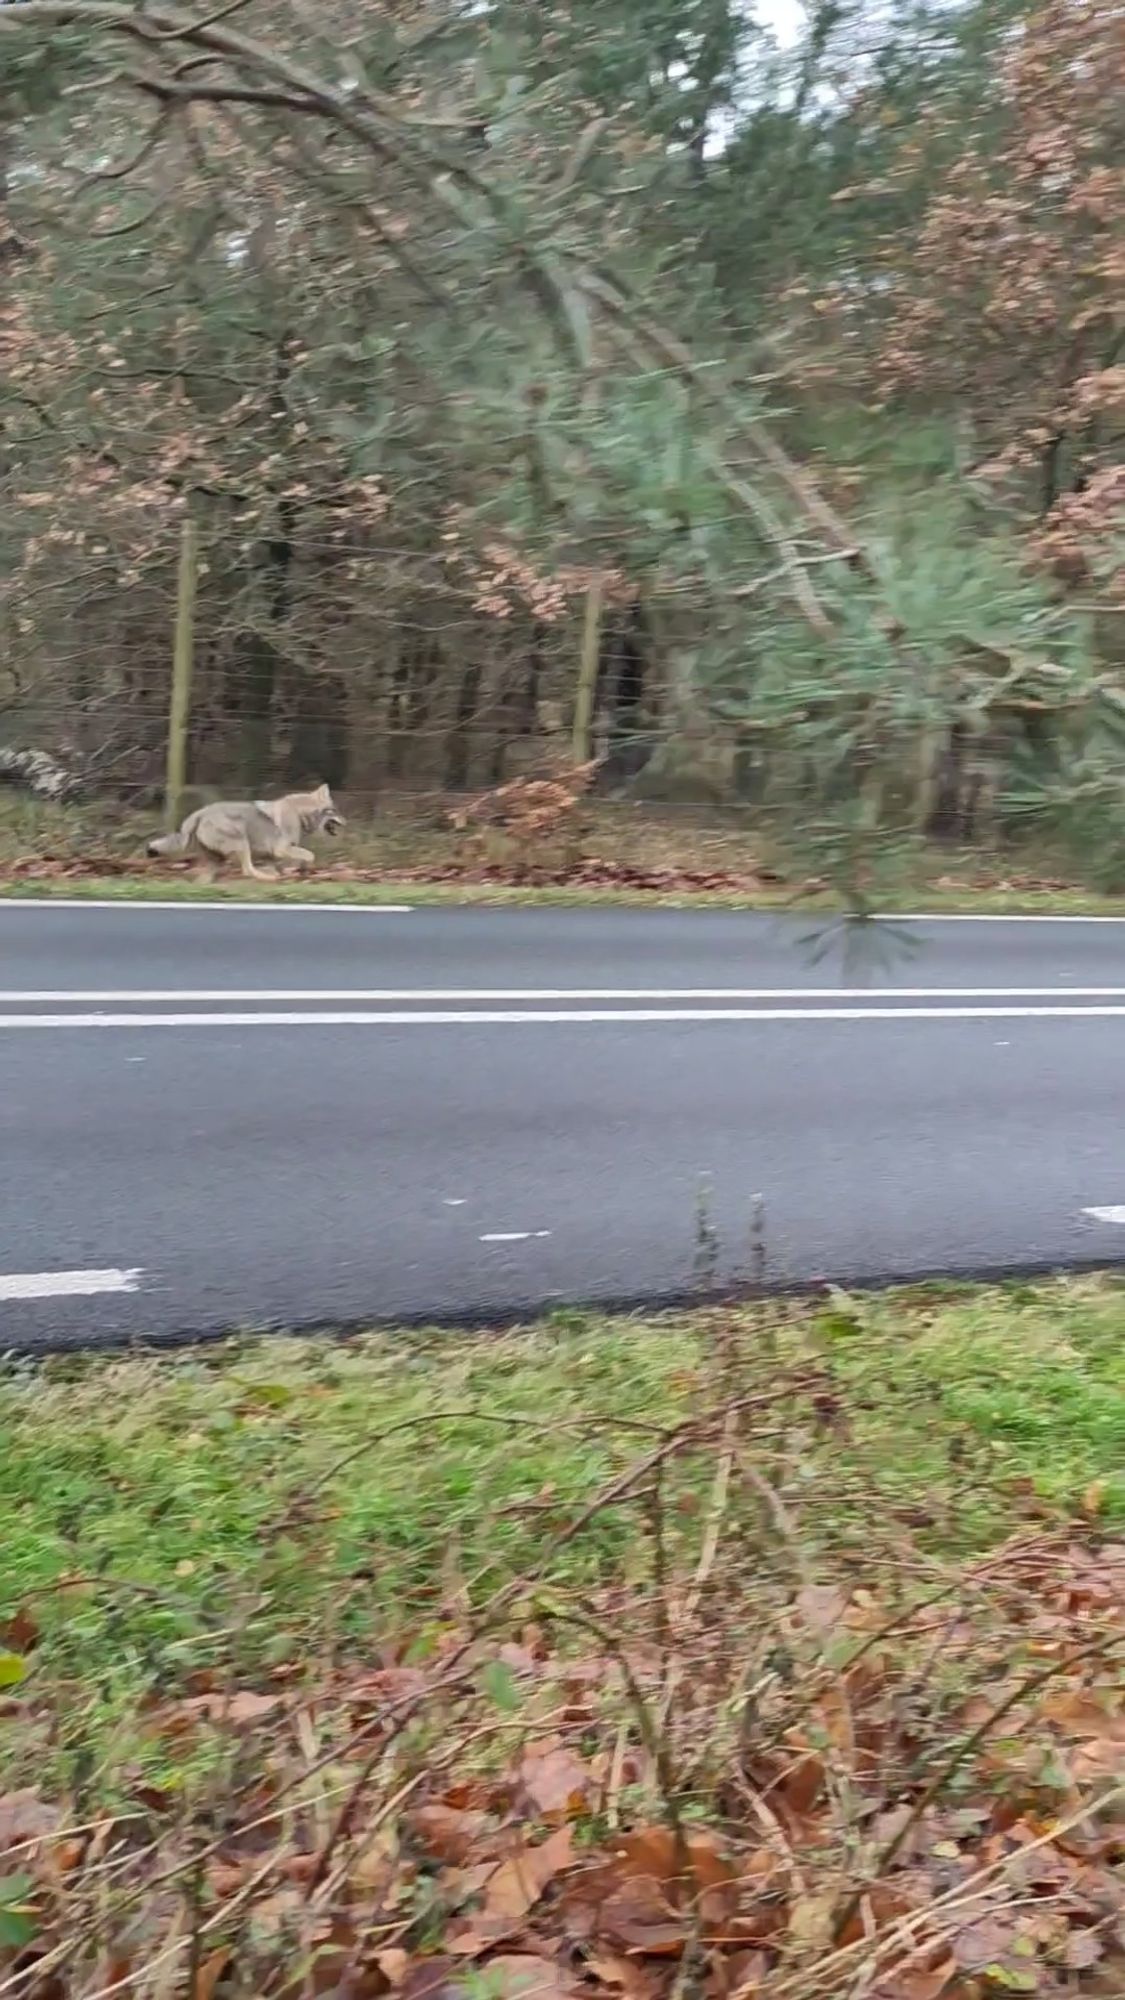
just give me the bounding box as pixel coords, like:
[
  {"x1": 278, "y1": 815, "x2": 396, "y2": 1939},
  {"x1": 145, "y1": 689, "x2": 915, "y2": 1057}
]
[{"x1": 1, "y1": 0, "x2": 1122, "y2": 887}]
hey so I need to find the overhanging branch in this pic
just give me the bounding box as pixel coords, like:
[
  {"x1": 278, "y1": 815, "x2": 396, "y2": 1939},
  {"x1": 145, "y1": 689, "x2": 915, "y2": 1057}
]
[{"x1": 1, "y1": 0, "x2": 877, "y2": 571}]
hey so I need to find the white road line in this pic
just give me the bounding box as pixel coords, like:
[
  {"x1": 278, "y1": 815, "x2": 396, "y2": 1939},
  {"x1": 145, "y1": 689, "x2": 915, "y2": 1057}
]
[
  {"x1": 0, "y1": 1267, "x2": 141, "y2": 1301},
  {"x1": 7, "y1": 1004, "x2": 1125, "y2": 1027},
  {"x1": 6, "y1": 985, "x2": 1125, "y2": 1003},
  {"x1": 0, "y1": 898, "x2": 413, "y2": 913},
  {"x1": 1083, "y1": 1206, "x2": 1125, "y2": 1225},
  {"x1": 889, "y1": 912, "x2": 1125, "y2": 923},
  {"x1": 480, "y1": 1231, "x2": 552, "y2": 1242}
]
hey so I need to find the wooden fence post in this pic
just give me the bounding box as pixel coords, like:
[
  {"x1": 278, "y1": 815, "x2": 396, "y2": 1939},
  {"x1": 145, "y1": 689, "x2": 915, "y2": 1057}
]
[
  {"x1": 165, "y1": 510, "x2": 199, "y2": 829},
  {"x1": 571, "y1": 571, "x2": 605, "y2": 764}
]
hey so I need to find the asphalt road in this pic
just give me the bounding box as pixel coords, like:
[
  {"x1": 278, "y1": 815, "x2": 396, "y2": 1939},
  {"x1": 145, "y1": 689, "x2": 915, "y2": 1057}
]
[{"x1": 4, "y1": 897, "x2": 1125, "y2": 1350}]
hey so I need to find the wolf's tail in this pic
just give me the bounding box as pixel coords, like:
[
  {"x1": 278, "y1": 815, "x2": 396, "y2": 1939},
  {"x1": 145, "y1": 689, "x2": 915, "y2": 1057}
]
[{"x1": 146, "y1": 809, "x2": 201, "y2": 860}]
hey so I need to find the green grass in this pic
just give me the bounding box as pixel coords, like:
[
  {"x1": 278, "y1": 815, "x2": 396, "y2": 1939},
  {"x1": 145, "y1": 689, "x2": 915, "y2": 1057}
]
[
  {"x1": 0, "y1": 872, "x2": 793, "y2": 907},
  {"x1": 4, "y1": 1276, "x2": 1125, "y2": 1798},
  {"x1": 5, "y1": 874, "x2": 1125, "y2": 911}
]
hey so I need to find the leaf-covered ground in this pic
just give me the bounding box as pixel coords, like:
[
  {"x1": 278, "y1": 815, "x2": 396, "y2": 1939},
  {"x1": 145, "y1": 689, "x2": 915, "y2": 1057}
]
[{"x1": 3, "y1": 1280, "x2": 1125, "y2": 1997}]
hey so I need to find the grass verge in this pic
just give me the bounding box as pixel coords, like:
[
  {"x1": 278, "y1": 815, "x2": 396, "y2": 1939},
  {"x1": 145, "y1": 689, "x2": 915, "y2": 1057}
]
[
  {"x1": 1, "y1": 794, "x2": 1121, "y2": 911},
  {"x1": 3, "y1": 1278, "x2": 1125, "y2": 1996},
  {"x1": 5, "y1": 875, "x2": 1125, "y2": 913}
]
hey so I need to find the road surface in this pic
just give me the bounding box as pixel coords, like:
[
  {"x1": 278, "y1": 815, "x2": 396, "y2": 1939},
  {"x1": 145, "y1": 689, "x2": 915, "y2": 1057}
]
[{"x1": 4, "y1": 897, "x2": 1125, "y2": 1349}]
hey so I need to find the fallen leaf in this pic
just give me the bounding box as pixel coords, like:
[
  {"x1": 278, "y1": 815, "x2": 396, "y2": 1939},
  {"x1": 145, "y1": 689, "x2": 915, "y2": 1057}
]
[
  {"x1": 610, "y1": 1826, "x2": 735, "y2": 1903},
  {"x1": 517, "y1": 1741, "x2": 594, "y2": 1820},
  {"x1": 448, "y1": 1826, "x2": 575, "y2": 1951},
  {"x1": 1043, "y1": 1691, "x2": 1125, "y2": 1743},
  {"x1": 776, "y1": 1748, "x2": 826, "y2": 1816},
  {"x1": 97, "y1": 1954, "x2": 136, "y2": 1997},
  {"x1": 191, "y1": 1946, "x2": 230, "y2": 2000},
  {"x1": 795, "y1": 1584, "x2": 850, "y2": 1638},
  {"x1": 787, "y1": 1891, "x2": 836, "y2": 1955},
  {"x1": 282, "y1": 1852, "x2": 320, "y2": 1885},
  {"x1": 398, "y1": 1958, "x2": 470, "y2": 2000},
  {"x1": 482, "y1": 1954, "x2": 577, "y2": 2000},
  {"x1": 1071, "y1": 1738, "x2": 1125, "y2": 1787},
  {"x1": 484, "y1": 1825, "x2": 575, "y2": 1923},
  {"x1": 561, "y1": 1825, "x2": 738, "y2": 1952},
  {"x1": 377, "y1": 1948, "x2": 410, "y2": 1986},
  {"x1": 348, "y1": 1666, "x2": 429, "y2": 1712},
  {"x1": 834, "y1": 1879, "x2": 928, "y2": 1950},
  {"x1": 0, "y1": 1609, "x2": 39, "y2": 1656},
  {"x1": 496, "y1": 1640, "x2": 545, "y2": 1674},
  {"x1": 208, "y1": 1858, "x2": 251, "y2": 1899},
  {"x1": 350, "y1": 1836, "x2": 402, "y2": 1895},
  {"x1": 712, "y1": 1950, "x2": 769, "y2": 1998},
  {"x1": 245, "y1": 1886, "x2": 304, "y2": 1939},
  {"x1": 874, "y1": 1966, "x2": 959, "y2": 2000},
  {"x1": 1063, "y1": 1929, "x2": 1103, "y2": 1970},
  {"x1": 0, "y1": 1792, "x2": 60, "y2": 1859},
  {"x1": 594, "y1": 1882, "x2": 689, "y2": 1956},
  {"x1": 583, "y1": 1952, "x2": 661, "y2": 1999},
  {"x1": 952, "y1": 1916, "x2": 1019, "y2": 1971},
  {"x1": 0, "y1": 1875, "x2": 36, "y2": 1952},
  {"x1": 171, "y1": 1689, "x2": 283, "y2": 1728},
  {"x1": 407, "y1": 1804, "x2": 495, "y2": 1865}
]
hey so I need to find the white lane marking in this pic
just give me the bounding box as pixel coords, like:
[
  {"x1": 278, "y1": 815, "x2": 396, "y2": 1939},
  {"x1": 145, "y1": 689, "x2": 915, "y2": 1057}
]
[
  {"x1": 1082, "y1": 1206, "x2": 1125, "y2": 1225},
  {"x1": 7, "y1": 985, "x2": 1125, "y2": 1003},
  {"x1": 0, "y1": 1267, "x2": 141, "y2": 1301},
  {"x1": 8, "y1": 1005, "x2": 1125, "y2": 1027},
  {"x1": 889, "y1": 913, "x2": 1125, "y2": 924},
  {"x1": 0, "y1": 899, "x2": 412, "y2": 914},
  {"x1": 480, "y1": 1231, "x2": 552, "y2": 1242},
  {"x1": 443, "y1": 1198, "x2": 467, "y2": 1206}
]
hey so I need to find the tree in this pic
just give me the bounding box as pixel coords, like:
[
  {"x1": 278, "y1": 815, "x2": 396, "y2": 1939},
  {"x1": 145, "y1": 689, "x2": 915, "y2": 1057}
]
[{"x1": 1, "y1": 0, "x2": 1120, "y2": 885}]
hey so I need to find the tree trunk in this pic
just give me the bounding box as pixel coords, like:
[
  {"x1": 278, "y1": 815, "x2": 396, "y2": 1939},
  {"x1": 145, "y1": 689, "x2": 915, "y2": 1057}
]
[{"x1": 445, "y1": 661, "x2": 483, "y2": 788}]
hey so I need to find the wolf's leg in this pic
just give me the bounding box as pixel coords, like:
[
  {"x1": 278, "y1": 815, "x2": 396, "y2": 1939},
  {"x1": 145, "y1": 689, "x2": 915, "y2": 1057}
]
[
  {"x1": 277, "y1": 842, "x2": 316, "y2": 873},
  {"x1": 196, "y1": 838, "x2": 228, "y2": 885},
  {"x1": 233, "y1": 837, "x2": 274, "y2": 881}
]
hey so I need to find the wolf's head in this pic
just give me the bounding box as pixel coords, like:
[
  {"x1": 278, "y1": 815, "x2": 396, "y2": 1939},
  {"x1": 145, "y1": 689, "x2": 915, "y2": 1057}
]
[{"x1": 300, "y1": 782, "x2": 346, "y2": 836}]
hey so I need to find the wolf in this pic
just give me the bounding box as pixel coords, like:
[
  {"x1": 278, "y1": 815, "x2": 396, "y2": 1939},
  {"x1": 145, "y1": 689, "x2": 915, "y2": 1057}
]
[{"x1": 146, "y1": 784, "x2": 345, "y2": 880}]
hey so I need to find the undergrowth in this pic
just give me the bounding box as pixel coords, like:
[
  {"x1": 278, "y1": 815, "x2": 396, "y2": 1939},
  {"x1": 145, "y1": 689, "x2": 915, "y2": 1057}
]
[{"x1": 2, "y1": 1280, "x2": 1125, "y2": 1997}]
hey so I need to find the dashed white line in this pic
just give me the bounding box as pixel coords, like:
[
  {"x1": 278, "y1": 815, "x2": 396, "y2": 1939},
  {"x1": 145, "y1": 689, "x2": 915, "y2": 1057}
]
[
  {"x1": 0, "y1": 1267, "x2": 142, "y2": 1301},
  {"x1": 480, "y1": 1231, "x2": 552, "y2": 1243}
]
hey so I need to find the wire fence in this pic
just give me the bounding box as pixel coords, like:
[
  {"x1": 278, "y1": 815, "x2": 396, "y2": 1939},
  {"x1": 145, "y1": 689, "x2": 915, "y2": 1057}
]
[{"x1": 0, "y1": 539, "x2": 761, "y2": 809}]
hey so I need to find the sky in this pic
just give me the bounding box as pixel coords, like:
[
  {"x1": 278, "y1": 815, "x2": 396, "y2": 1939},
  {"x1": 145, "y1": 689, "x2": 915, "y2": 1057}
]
[{"x1": 763, "y1": 0, "x2": 808, "y2": 46}]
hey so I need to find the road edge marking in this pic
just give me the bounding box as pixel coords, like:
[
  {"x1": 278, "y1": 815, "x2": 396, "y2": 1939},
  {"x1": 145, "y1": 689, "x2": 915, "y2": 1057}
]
[{"x1": 0, "y1": 898, "x2": 413, "y2": 914}]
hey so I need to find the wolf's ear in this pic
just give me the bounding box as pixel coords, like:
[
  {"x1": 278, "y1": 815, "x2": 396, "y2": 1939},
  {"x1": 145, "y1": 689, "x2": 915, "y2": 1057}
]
[{"x1": 314, "y1": 781, "x2": 330, "y2": 801}]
